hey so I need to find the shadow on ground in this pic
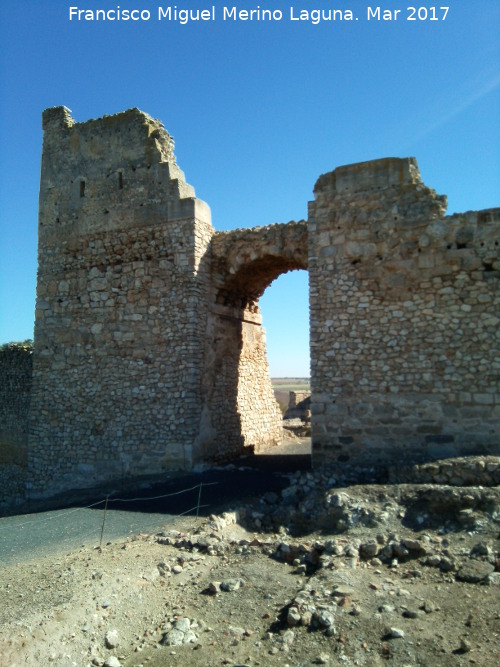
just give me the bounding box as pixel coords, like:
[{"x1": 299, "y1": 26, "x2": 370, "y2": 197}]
[{"x1": 6, "y1": 438, "x2": 312, "y2": 519}]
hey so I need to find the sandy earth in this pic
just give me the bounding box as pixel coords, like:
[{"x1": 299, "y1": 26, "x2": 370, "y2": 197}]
[{"x1": 1, "y1": 447, "x2": 499, "y2": 667}]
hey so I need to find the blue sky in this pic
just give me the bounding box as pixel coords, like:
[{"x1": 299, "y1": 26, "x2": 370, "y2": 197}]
[{"x1": 0, "y1": 1, "x2": 498, "y2": 376}]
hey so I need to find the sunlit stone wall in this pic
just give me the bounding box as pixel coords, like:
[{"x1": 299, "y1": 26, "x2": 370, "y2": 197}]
[
  {"x1": 27, "y1": 107, "x2": 214, "y2": 497},
  {"x1": 308, "y1": 157, "x2": 500, "y2": 466}
]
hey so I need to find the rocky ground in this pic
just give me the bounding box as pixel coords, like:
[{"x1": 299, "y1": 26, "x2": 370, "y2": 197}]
[{"x1": 1, "y1": 449, "x2": 499, "y2": 667}]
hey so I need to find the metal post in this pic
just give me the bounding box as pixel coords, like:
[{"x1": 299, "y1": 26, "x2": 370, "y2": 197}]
[
  {"x1": 99, "y1": 496, "x2": 109, "y2": 549},
  {"x1": 196, "y1": 483, "x2": 203, "y2": 518}
]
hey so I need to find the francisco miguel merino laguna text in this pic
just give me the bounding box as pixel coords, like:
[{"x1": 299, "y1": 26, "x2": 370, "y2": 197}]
[{"x1": 68, "y1": 6, "x2": 359, "y2": 24}]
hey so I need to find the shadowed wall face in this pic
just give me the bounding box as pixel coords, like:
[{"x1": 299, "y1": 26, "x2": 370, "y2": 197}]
[
  {"x1": 308, "y1": 158, "x2": 500, "y2": 465},
  {"x1": 0, "y1": 343, "x2": 32, "y2": 507}
]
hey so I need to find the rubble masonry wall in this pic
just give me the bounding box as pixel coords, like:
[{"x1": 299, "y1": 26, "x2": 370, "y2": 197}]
[
  {"x1": 2, "y1": 108, "x2": 498, "y2": 504},
  {"x1": 27, "y1": 107, "x2": 215, "y2": 497},
  {"x1": 25, "y1": 107, "x2": 283, "y2": 499},
  {"x1": 308, "y1": 158, "x2": 500, "y2": 466},
  {"x1": 0, "y1": 343, "x2": 32, "y2": 507}
]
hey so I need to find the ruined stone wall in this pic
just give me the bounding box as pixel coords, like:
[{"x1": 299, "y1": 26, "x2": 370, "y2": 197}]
[
  {"x1": 0, "y1": 343, "x2": 32, "y2": 507},
  {"x1": 27, "y1": 107, "x2": 213, "y2": 497},
  {"x1": 285, "y1": 391, "x2": 311, "y2": 420},
  {"x1": 10, "y1": 107, "x2": 497, "y2": 504},
  {"x1": 308, "y1": 158, "x2": 500, "y2": 467}
]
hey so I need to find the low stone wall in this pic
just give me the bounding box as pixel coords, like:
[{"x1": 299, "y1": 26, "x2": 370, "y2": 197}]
[
  {"x1": 390, "y1": 456, "x2": 500, "y2": 487},
  {"x1": 285, "y1": 391, "x2": 311, "y2": 420},
  {"x1": 0, "y1": 342, "x2": 32, "y2": 508},
  {"x1": 0, "y1": 464, "x2": 26, "y2": 510}
]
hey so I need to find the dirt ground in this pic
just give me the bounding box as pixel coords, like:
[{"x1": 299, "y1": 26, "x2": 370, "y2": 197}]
[{"x1": 1, "y1": 446, "x2": 499, "y2": 667}]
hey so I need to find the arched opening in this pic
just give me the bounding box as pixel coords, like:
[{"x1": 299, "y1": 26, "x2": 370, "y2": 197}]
[
  {"x1": 259, "y1": 270, "x2": 310, "y2": 378},
  {"x1": 197, "y1": 222, "x2": 310, "y2": 465},
  {"x1": 258, "y1": 269, "x2": 311, "y2": 457}
]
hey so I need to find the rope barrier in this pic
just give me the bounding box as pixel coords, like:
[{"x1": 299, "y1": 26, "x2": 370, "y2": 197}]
[
  {"x1": 108, "y1": 481, "x2": 218, "y2": 504},
  {"x1": 0, "y1": 481, "x2": 219, "y2": 530},
  {"x1": 2, "y1": 499, "x2": 108, "y2": 528},
  {"x1": 0, "y1": 480, "x2": 223, "y2": 564}
]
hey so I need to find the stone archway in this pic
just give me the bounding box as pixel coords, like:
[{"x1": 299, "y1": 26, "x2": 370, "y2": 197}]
[
  {"x1": 211, "y1": 221, "x2": 308, "y2": 309},
  {"x1": 194, "y1": 221, "x2": 308, "y2": 463}
]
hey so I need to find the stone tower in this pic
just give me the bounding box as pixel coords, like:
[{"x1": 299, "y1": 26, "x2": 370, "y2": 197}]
[
  {"x1": 28, "y1": 107, "x2": 216, "y2": 495},
  {"x1": 27, "y1": 106, "x2": 284, "y2": 498}
]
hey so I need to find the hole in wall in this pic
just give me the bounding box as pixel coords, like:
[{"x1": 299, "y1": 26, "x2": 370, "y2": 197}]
[
  {"x1": 259, "y1": 270, "x2": 310, "y2": 378},
  {"x1": 259, "y1": 269, "x2": 311, "y2": 458},
  {"x1": 79, "y1": 180, "x2": 85, "y2": 197}
]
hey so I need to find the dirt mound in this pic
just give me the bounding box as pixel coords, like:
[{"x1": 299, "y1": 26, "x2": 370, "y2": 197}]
[{"x1": 1, "y1": 460, "x2": 499, "y2": 667}]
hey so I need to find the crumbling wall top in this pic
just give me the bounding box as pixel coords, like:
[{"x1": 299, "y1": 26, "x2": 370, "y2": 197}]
[
  {"x1": 314, "y1": 157, "x2": 423, "y2": 195},
  {"x1": 42, "y1": 106, "x2": 74, "y2": 131},
  {"x1": 41, "y1": 105, "x2": 177, "y2": 168},
  {"x1": 312, "y1": 156, "x2": 448, "y2": 224},
  {"x1": 38, "y1": 106, "x2": 209, "y2": 236}
]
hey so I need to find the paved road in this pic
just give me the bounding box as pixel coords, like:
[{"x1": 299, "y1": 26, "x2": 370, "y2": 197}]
[{"x1": 0, "y1": 442, "x2": 311, "y2": 566}]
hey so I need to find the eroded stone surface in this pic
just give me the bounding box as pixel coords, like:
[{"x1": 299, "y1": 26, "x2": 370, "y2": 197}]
[{"x1": 309, "y1": 157, "x2": 499, "y2": 466}]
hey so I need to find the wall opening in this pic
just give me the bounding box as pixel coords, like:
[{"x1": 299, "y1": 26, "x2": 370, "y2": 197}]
[
  {"x1": 202, "y1": 223, "x2": 309, "y2": 464},
  {"x1": 259, "y1": 270, "x2": 310, "y2": 379},
  {"x1": 259, "y1": 269, "x2": 311, "y2": 454}
]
